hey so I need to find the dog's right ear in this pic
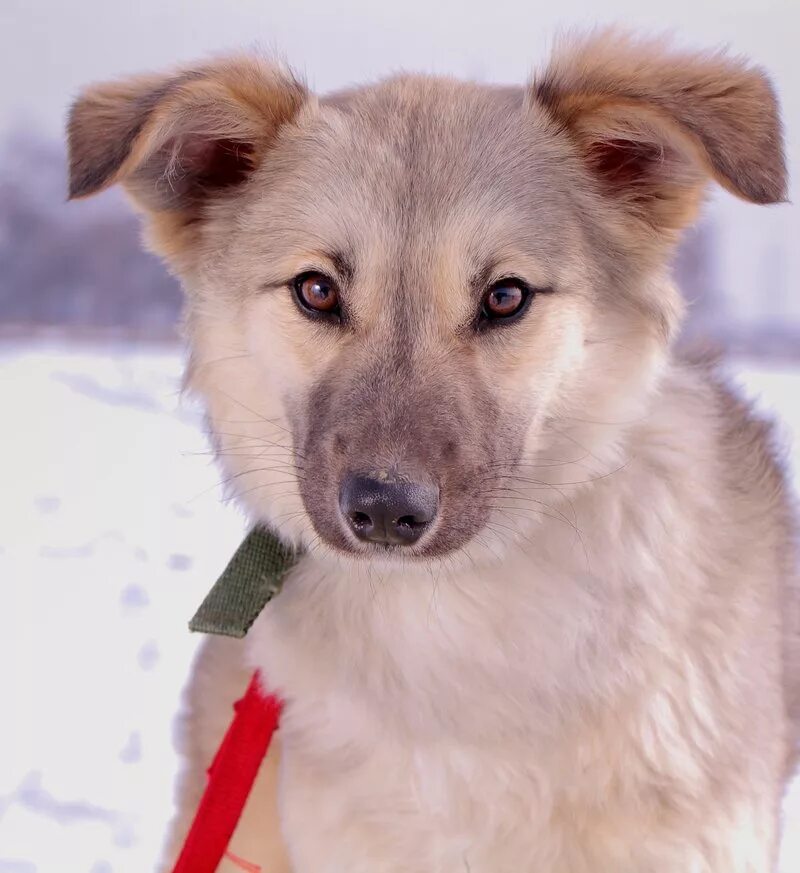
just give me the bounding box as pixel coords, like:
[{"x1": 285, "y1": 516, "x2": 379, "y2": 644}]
[{"x1": 67, "y1": 56, "x2": 307, "y2": 215}]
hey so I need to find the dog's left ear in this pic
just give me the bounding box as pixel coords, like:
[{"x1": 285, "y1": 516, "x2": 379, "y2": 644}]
[
  {"x1": 532, "y1": 31, "x2": 787, "y2": 232},
  {"x1": 67, "y1": 55, "x2": 307, "y2": 215}
]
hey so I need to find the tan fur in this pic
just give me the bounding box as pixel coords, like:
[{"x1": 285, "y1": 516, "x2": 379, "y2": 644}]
[
  {"x1": 533, "y1": 30, "x2": 786, "y2": 206},
  {"x1": 68, "y1": 30, "x2": 798, "y2": 872}
]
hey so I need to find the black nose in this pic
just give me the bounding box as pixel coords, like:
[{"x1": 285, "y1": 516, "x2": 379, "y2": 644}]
[{"x1": 339, "y1": 473, "x2": 439, "y2": 546}]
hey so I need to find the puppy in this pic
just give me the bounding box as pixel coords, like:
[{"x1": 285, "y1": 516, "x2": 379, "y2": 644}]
[{"x1": 68, "y1": 30, "x2": 799, "y2": 872}]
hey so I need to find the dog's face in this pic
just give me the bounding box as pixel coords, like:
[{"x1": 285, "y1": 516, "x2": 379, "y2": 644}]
[{"x1": 68, "y1": 34, "x2": 785, "y2": 564}]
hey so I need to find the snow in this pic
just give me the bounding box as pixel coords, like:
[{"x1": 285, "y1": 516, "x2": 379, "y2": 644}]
[
  {"x1": 0, "y1": 344, "x2": 246, "y2": 873},
  {"x1": 0, "y1": 343, "x2": 797, "y2": 872}
]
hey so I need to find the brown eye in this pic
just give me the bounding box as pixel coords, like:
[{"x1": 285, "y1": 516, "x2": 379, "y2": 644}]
[
  {"x1": 293, "y1": 271, "x2": 341, "y2": 318},
  {"x1": 480, "y1": 279, "x2": 532, "y2": 325}
]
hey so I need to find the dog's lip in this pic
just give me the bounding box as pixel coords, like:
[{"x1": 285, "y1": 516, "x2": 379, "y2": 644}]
[
  {"x1": 317, "y1": 529, "x2": 437, "y2": 561},
  {"x1": 334, "y1": 538, "x2": 428, "y2": 559}
]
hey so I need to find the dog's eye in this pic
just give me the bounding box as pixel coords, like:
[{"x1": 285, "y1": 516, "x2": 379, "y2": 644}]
[
  {"x1": 479, "y1": 279, "x2": 533, "y2": 326},
  {"x1": 293, "y1": 271, "x2": 341, "y2": 318}
]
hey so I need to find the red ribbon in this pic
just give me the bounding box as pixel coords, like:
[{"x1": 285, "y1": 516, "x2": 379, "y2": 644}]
[{"x1": 172, "y1": 671, "x2": 283, "y2": 873}]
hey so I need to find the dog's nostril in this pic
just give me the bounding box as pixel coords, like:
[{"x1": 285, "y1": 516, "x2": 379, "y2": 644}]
[
  {"x1": 350, "y1": 511, "x2": 372, "y2": 528},
  {"x1": 339, "y1": 473, "x2": 439, "y2": 546}
]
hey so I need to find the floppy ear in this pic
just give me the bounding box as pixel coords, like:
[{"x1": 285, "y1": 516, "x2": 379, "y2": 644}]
[
  {"x1": 67, "y1": 56, "x2": 307, "y2": 215},
  {"x1": 532, "y1": 31, "x2": 787, "y2": 232}
]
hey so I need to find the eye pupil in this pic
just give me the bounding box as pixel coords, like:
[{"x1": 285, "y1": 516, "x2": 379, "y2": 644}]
[
  {"x1": 308, "y1": 280, "x2": 329, "y2": 301},
  {"x1": 489, "y1": 287, "x2": 520, "y2": 313},
  {"x1": 295, "y1": 271, "x2": 340, "y2": 315},
  {"x1": 482, "y1": 280, "x2": 528, "y2": 322}
]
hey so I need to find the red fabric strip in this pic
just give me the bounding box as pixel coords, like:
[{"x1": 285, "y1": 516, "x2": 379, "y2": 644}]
[{"x1": 172, "y1": 671, "x2": 283, "y2": 873}]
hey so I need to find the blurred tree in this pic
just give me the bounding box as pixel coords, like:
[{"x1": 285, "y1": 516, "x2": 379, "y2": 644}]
[
  {"x1": 0, "y1": 131, "x2": 182, "y2": 338},
  {"x1": 673, "y1": 219, "x2": 724, "y2": 347}
]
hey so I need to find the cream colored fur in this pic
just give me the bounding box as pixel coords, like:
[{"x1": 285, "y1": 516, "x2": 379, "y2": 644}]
[
  {"x1": 166, "y1": 299, "x2": 798, "y2": 872},
  {"x1": 65, "y1": 30, "x2": 798, "y2": 873}
]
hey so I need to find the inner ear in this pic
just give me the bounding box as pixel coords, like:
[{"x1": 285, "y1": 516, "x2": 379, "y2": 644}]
[
  {"x1": 570, "y1": 112, "x2": 706, "y2": 229},
  {"x1": 129, "y1": 134, "x2": 259, "y2": 211},
  {"x1": 195, "y1": 138, "x2": 256, "y2": 189},
  {"x1": 585, "y1": 138, "x2": 667, "y2": 195}
]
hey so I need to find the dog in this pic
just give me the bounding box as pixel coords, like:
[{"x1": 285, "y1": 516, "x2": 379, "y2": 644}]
[{"x1": 68, "y1": 30, "x2": 799, "y2": 872}]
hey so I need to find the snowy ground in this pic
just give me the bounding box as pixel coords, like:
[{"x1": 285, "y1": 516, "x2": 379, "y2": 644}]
[{"x1": 0, "y1": 342, "x2": 798, "y2": 873}]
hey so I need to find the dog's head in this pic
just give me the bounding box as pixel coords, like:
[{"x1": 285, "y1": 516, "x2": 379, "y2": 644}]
[{"x1": 68, "y1": 33, "x2": 785, "y2": 565}]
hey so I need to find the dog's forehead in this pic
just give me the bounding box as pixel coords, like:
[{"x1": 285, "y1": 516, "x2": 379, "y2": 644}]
[
  {"x1": 323, "y1": 75, "x2": 527, "y2": 146},
  {"x1": 253, "y1": 76, "x2": 575, "y2": 286},
  {"x1": 320, "y1": 76, "x2": 539, "y2": 201}
]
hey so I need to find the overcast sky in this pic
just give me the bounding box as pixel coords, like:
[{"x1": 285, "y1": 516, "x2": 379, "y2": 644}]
[{"x1": 2, "y1": 0, "x2": 798, "y2": 322}]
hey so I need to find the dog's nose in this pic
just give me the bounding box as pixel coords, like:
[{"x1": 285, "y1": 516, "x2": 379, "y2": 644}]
[{"x1": 339, "y1": 473, "x2": 439, "y2": 546}]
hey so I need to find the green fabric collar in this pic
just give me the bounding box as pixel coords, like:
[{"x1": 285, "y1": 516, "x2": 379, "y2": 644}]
[{"x1": 189, "y1": 527, "x2": 300, "y2": 638}]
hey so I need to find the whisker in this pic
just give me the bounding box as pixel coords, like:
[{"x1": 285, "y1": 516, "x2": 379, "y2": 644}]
[
  {"x1": 212, "y1": 389, "x2": 295, "y2": 436},
  {"x1": 233, "y1": 480, "x2": 302, "y2": 500},
  {"x1": 213, "y1": 466, "x2": 306, "y2": 489},
  {"x1": 505, "y1": 462, "x2": 630, "y2": 489},
  {"x1": 483, "y1": 454, "x2": 592, "y2": 470},
  {"x1": 486, "y1": 504, "x2": 590, "y2": 568},
  {"x1": 486, "y1": 500, "x2": 583, "y2": 539},
  {"x1": 191, "y1": 352, "x2": 254, "y2": 372}
]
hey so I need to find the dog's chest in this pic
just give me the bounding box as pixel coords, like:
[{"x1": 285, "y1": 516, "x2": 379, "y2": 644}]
[
  {"x1": 274, "y1": 697, "x2": 698, "y2": 873},
  {"x1": 279, "y1": 710, "x2": 546, "y2": 871},
  {"x1": 246, "y1": 510, "x2": 729, "y2": 871}
]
